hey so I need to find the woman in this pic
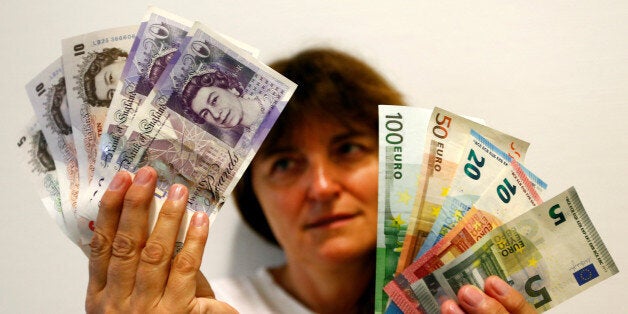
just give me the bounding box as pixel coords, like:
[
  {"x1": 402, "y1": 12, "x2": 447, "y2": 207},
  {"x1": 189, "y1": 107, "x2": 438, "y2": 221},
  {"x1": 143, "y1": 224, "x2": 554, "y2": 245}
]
[{"x1": 85, "y1": 48, "x2": 536, "y2": 313}]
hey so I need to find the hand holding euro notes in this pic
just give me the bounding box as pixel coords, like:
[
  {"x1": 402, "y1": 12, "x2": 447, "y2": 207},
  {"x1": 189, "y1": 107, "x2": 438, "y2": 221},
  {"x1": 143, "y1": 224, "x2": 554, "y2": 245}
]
[
  {"x1": 17, "y1": 6, "x2": 617, "y2": 314},
  {"x1": 376, "y1": 106, "x2": 618, "y2": 313}
]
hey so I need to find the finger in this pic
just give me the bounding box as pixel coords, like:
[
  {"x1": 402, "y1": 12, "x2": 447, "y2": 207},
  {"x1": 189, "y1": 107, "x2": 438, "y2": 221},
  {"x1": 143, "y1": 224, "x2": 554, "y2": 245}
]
[
  {"x1": 196, "y1": 270, "x2": 215, "y2": 299},
  {"x1": 133, "y1": 184, "x2": 188, "y2": 305},
  {"x1": 87, "y1": 170, "x2": 132, "y2": 294},
  {"x1": 484, "y1": 276, "x2": 537, "y2": 314},
  {"x1": 457, "y1": 284, "x2": 509, "y2": 314},
  {"x1": 163, "y1": 211, "x2": 209, "y2": 307},
  {"x1": 195, "y1": 299, "x2": 238, "y2": 313},
  {"x1": 105, "y1": 166, "x2": 157, "y2": 300}
]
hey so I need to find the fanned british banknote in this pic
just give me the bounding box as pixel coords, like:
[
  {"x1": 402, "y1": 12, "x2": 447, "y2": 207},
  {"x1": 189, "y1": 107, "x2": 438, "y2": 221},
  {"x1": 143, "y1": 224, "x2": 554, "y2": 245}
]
[
  {"x1": 17, "y1": 119, "x2": 67, "y2": 237},
  {"x1": 78, "y1": 21, "x2": 296, "y2": 246},
  {"x1": 25, "y1": 58, "x2": 82, "y2": 245},
  {"x1": 386, "y1": 187, "x2": 618, "y2": 313},
  {"x1": 62, "y1": 25, "x2": 138, "y2": 211},
  {"x1": 96, "y1": 7, "x2": 193, "y2": 179}
]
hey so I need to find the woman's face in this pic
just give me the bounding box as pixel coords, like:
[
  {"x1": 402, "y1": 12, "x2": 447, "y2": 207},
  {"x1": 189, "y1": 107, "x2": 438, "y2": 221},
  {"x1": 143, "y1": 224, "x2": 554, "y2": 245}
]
[
  {"x1": 93, "y1": 57, "x2": 125, "y2": 101},
  {"x1": 251, "y1": 117, "x2": 378, "y2": 265},
  {"x1": 190, "y1": 86, "x2": 243, "y2": 128}
]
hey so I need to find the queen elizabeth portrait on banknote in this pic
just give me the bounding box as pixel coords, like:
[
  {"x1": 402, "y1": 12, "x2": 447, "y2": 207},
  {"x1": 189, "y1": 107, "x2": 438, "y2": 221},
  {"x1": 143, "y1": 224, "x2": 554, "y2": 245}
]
[
  {"x1": 167, "y1": 64, "x2": 272, "y2": 147},
  {"x1": 81, "y1": 47, "x2": 128, "y2": 107}
]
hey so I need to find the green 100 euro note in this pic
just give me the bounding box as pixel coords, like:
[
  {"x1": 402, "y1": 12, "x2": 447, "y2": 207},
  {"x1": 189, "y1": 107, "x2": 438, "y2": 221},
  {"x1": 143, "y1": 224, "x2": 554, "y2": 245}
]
[
  {"x1": 385, "y1": 187, "x2": 618, "y2": 313},
  {"x1": 376, "y1": 105, "x2": 431, "y2": 313}
]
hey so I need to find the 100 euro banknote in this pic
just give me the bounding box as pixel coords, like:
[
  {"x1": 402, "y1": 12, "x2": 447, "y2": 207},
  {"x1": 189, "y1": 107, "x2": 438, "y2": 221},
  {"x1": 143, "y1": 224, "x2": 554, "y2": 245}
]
[
  {"x1": 387, "y1": 187, "x2": 618, "y2": 313},
  {"x1": 376, "y1": 105, "x2": 431, "y2": 313}
]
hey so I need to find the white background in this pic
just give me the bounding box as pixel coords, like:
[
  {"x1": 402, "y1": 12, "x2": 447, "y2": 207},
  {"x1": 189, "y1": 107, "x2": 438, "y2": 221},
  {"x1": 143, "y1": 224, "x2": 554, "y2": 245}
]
[{"x1": 1, "y1": 1, "x2": 627, "y2": 313}]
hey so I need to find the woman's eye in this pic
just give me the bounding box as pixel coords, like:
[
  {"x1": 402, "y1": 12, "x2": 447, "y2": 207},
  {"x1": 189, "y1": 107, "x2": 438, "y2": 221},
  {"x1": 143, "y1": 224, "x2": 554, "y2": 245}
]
[
  {"x1": 271, "y1": 158, "x2": 294, "y2": 172},
  {"x1": 338, "y1": 142, "x2": 364, "y2": 156}
]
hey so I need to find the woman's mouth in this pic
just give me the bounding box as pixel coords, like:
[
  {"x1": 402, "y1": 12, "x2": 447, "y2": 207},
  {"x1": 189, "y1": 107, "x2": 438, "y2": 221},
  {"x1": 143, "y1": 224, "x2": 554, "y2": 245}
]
[{"x1": 304, "y1": 213, "x2": 359, "y2": 229}]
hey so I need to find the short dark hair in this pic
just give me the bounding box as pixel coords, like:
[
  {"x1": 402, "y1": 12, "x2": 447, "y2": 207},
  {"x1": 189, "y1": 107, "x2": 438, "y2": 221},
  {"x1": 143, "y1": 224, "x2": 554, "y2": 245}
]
[
  {"x1": 83, "y1": 48, "x2": 128, "y2": 107},
  {"x1": 233, "y1": 48, "x2": 405, "y2": 246}
]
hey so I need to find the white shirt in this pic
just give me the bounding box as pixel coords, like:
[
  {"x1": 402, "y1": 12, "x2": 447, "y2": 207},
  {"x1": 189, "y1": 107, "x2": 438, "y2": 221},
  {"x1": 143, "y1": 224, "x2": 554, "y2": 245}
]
[{"x1": 210, "y1": 268, "x2": 313, "y2": 314}]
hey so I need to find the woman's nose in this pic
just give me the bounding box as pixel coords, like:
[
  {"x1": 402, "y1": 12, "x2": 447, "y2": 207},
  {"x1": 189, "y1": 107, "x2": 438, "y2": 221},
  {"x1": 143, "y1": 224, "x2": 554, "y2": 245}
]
[{"x1": 306, "y1": 161, "x2": 341, "y2": 201}]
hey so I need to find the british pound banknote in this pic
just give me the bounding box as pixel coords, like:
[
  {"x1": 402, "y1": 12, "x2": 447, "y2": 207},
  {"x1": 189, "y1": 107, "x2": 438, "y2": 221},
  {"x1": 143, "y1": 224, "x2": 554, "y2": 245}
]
[
  {"x1": 96, "y1": 7, "x2": 192, "y2": 177},
  {"x1": 62, "y1": 25, "x2": 138, "y2": 209},
  {"x1": 25, "y1": 58, "x2": 82, "y2": 245},
  {"x1": 78, "y1": 21, "x2": 296, "y2": 245},
  {"x1": 386, "y1": 187, "x2": 618, "y2": 313},
  {"x1": 17, "y1": 120, "x2": 67, "y2": 237}
]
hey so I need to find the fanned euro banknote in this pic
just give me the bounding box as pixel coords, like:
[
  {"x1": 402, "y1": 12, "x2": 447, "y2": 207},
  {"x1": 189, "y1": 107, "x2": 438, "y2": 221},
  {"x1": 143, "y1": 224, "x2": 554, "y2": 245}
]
[
  {"x1": 386, "y1": 187, "x2": 618, "y2": 313},
  {"x1": 396, "y1": 107, "x2": 530, "y2": 274},
  {"x1": 376, "y1": 105, "x2": 432, "y2": 313},
  {"x1": 417, "y1": 130, "x2": 547, "y2": 256},
  {"x1": 386, "y1": 159, "x2": 546, "y2": 310}
]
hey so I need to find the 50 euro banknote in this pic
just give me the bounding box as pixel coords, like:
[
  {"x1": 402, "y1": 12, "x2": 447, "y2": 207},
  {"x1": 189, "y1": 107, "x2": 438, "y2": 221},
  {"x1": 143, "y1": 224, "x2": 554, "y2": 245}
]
[{"x1": 386, "y1": 187, "x2": 618, "y2": 313}]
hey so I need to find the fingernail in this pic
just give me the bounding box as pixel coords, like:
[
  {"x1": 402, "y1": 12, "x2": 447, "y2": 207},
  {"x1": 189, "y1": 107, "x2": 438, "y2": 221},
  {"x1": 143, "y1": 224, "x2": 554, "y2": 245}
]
[
  {"x1": 445, "y1": 302, "x2": 465, "y2": 314},
  {"x1": 491, "y1": 276, "x2": 511, "y2": 297},
  {"x1": 169, "y1": 184, "x2": 186, "y2": 201},
  {"x1": 192, "y1": 212, "x2": 207, "y2": 228},
  {"x1": 134, "y1": 167, "x2": 153, "y2": 185},
  {"x1": 460, "y1": 286, "x2": 485, "y2": 307},
  {"x1": 108, "y1": 172, "x2": 126, "y2": 191}
]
